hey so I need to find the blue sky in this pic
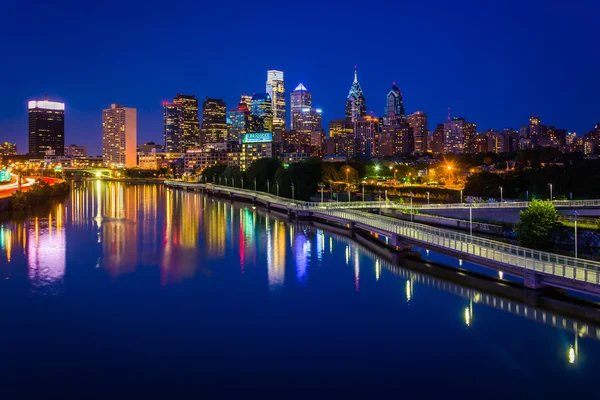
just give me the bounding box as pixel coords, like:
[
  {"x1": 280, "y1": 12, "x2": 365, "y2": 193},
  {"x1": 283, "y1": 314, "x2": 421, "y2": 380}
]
[{"x1": 1, "y1": 0, "x2": 599, "y2": 155}]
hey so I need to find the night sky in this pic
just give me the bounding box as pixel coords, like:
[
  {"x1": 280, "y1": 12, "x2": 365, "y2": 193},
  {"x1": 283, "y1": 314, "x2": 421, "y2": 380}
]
[{"x1": 1, "y1": 0, "x2": 599, "y2": 155}]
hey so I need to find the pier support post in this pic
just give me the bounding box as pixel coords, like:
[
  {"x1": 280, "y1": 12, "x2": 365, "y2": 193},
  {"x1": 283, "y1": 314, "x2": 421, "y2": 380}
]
[{"x1": 524, "y1": 270, "x2": 547, "y2": 290}]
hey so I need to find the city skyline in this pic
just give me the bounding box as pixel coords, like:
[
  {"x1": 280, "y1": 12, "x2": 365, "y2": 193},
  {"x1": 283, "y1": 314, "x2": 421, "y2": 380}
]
[{"x1": 1, "y1": 1, "x2": 600, "y2": 155}]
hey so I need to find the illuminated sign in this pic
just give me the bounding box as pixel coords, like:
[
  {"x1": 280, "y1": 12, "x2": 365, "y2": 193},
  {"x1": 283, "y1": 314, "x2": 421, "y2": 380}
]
[
  {"x1": 0, "y1": 167, "x2": 10, "y2": 182},
  {"x1": 242, "y1": 132, "x2": 272, "y2": 143},
  {"x1": 28, "y1": 100, "x2": 65, "y2": 111}
]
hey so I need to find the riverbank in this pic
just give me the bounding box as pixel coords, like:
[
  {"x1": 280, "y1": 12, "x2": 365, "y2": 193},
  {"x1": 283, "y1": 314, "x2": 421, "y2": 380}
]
[{"x1": 10, "y1": 180, "x2": 70, "y2": 212}]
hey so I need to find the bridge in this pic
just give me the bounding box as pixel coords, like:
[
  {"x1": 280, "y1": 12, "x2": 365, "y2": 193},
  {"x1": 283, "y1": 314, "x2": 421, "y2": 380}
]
[
  {"x1": 165, "y1": 181, "x2": 600, "y2": 296},
  {"x1": 62, "y1": 168, "x2": 112, "y2": 178}
]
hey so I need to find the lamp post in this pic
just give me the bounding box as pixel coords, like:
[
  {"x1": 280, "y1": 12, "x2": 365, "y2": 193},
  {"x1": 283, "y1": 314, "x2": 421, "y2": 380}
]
[
  {"x1": 213, "y1": 174, "x2": 216, "y2": 183},
  {"x1": 410, "y1": 192, "x2": 413, "y2": 223},
  {"x1": 362, "y1": 182, "x2": 365, "y2": 204},
  {"x1": 526, "y1": 190, "x2": 529, "y2": 201},
  {"x1": 499, "y1": 186, "x2": 503, "y2": 203},
  {"x1": 319, "y1": 183, "x2": 324, "y2": 203},
  {"x1": 330, "y1": 184, "x2": 333, "y2": 201},
  {"x1": 253, "y1": 178, "x2": 257, "y2": 191},
  {"x1": 276, "y1": 181, "x2": 279, "y2": 197},
  {"x1": 266, "y1": 179, "x2": 270, "y2": 194},
  {"x1": 345, "y1": 167, "x2": 350, "y2": 184},
  {"x1": 427, "y1": 191, "x2": 430, "y2": 205},
  {"x1": 241, "y1": 177, "x2": 244, "y2": 189},
  {"x1": 394, "y1": 169, "x2": 398, "y2": 184},
  {"x1": 469, "y1": 205, "x2": 473, "y2": 236},
  {"x1": 291, "y1": 183, "x2": 295, "y2": 200},
  {"x1": 348, "y1": 186, "x2": 351, "y2": 203},
  {"x1": 549, "y1": 183, "x2": 553, "y2": 201},
  {"x1": 460, "y1": 189, "x2": 463, "y2": 204}
]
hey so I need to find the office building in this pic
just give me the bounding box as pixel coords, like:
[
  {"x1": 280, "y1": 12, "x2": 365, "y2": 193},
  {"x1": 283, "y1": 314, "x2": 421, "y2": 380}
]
[
  {"x1": 241, "y1": 132, "x2": 273, "y2": 170},
  {"x1": 184, "y1": 142, "x2": 240, "y2": 175},
  {"x1": 354, "y1": 116, "x2": 380, "y2": 158},
  {"x1": 266, "y1": 70, "x2": 286, "y2": 130},
  {"x1": 174, "y1": 94, "x2": 200, "y2": 150},
  {"x1": 379, "y1": 122, "x2": 413, "y2": 156},
  {"x1": 290, "y1": 83, "x2": 312, "y2": 128},
  {"x1": 0, "y1": 142, "x2": 17, "y2": 156},
  {"x1": 345, "y1": 68, "x2": 366, "y2": 122},
  {"x1": 250, "y1": 93, "x2": 273, "y2": 132},
  {"x1": 311, "y1": 129, "x2": 326, "y2": 157},
  {"x1": 164, "y1": 101, "x2": 184, "y2": 152},
  {"x1": 407, "y1": 111, "x2": 428, "y2": 153},
  {"x1": 464, "y1": 122, "x2": 477, "y2": 153},
  {"x1": 431, "y1": 123, "x2": 445, "y2": 154},
  {"x1": 292, "y1": 107, "x2": 322, "y2": 134},
  {"x1": 201, "y1": 97, "x2": 228, "y2": 144},
  {"x1": 102, "y1": 104, "x2": 137, "y2": 167},
  {"x1": 28, "y1": 98, "x2": 65, "y2": 158},
  {"x1": 239, "y1": 95, "x2": 252, "y2": 111},
  {"x1": 329, "y1": 119, "x2": 354, "y2": 137},
  {"x1": 64, "y1": 144, "x2": 87, "y2": 157},
  {"x1": 384, "y1": 84, "x2": 405, "y2": 125},
  {"x1": 227, "y1": 107, "x2": 250, "y2": 142},
  {"x1": 326, "y1": 134, "x2": 356, "y2": 159}
]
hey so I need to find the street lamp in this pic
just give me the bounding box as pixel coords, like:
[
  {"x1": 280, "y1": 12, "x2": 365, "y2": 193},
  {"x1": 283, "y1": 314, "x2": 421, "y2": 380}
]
[
  {"x1": 330, "y1": 184, "x2": 333, "y2": 201},
  {"x1": 291, "y1": 183, "x2": 295, "y2": 200},
  {"x1": 574, "y1": 211, "x2": 579, "y2": 259},
  {"x1": 319, "y1": 183, "x2": 324, "y2": 203},
  {"x1": 549, "y1": 183, "x2": 553, "y2": 201},
  {"x1": 266, "y1": 179, "x2": 270, "y2": 194},
  {"x1": 362, "y1": 182, "x2": 365, "y2": 204},
  {"x1": 253, "y1": 178, "x2": 257, "y2": 191},
  {"x1": 213, "y1": 174, "x2": 216, "y2": 183},
  {"x1": 394, "y1": 169, "x2": 398, "y2": 185},
  {"x1": 427, "y1": 191, "x2": 430, "y2": 205},
  {"x1": 469, "y1": 205, "x2": 473, "y2": 236},
  {"x1": 241, "y1": 177, "x2": 244, "y2": 188},
  {"x1": 410, "y1": 192, "x2": 413, "y2": 223},
  {"x1": 345, "y1": 166, "x2": 350, "y2": 184},
  {"x1": 276, "y1": 181, "x2": 280, "y2": 197},
  {"x1": 499, "y1": 186, "x2": 503, "y2": 203},
  {"x1": 348, "y1": 186, "x2": 351, "y2": 203},
  {"x1": 460, "y1": 189, "x2": 463, "y2": 204}
]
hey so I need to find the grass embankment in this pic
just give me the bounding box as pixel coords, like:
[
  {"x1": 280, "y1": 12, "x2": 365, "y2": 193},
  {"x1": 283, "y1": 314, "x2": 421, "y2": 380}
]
[{"x1": 11, "y1": 180, "x2": 70, "y2": 211}]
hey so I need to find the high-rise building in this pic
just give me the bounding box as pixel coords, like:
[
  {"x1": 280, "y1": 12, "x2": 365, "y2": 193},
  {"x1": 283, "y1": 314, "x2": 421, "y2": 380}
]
[
  {"x1": 227, "y1": 107, "x2": 250, "y2": 142},
  {"x1": 380, "y1": 122, "x2": 413, "y2": 156},
  {"x1": 311, "y1": 129, "x2": 326, "y2": 157},
  {"x1": 292, "y1": 107, "x2": 322, "y2": 134},
  {"x1": 266, "y1": 70, "x2": 286, "y2": 130},
  {"x1": 239, "y1": 95, "x2": 252, "y2": 111},
  {"x1": 354, "y1": 116, "x2": 380, "y2": 158},
  {"x1": 201, "y1": 97, "x2": 228, "y2": 144},
  {"x1": 329, "y1": 119, "x2": 354, "y2": 137},
  {"x1": 431, "y1": 123, "x2": 445, "y2": 154},
  {"x1": 0, "y1": 142, "x2": 17, "y2": 156},
  {"x1": 407, "y1": 111, "x2": 428, "y2": 153},
  {"x1": 464, "y1": 122, "x2": 477, "y2": 153},
  {"x1": 345, "y1": 68, "x2": 367, "y2": 122},
  {"x1": 174, "y1": 94, "x2": 200, "y2": 150},
  {"x1": 65, "y1": 144, "x2": 87, "y2": 157},
  {"x1": 384, "y1": 84, "x2": 405, "y2": 125},
  {"x1": 102, "y1": 104, "x2": 137, "y2": 167},
  {"x1": 443, "y1": 118, "x2": 466, "y2": 154},
  {"x1": 28, "y1": 98, "x2": 65, "y2": 158},
  {"x1": 326, "y1": 134, "x2": 356, "y2": 159},
  {"x1": 241, "y1": 132, "x2": 274, "y2": 170},
  {"x1": 164, "y1": 102, "x2": 184, "y2": 152},
  {"x1": 290, "y1": 83, "x2": 312, "y2": 128},
  {"x1": 250, "y1": 93, "x2": 273, "y2": 132}
]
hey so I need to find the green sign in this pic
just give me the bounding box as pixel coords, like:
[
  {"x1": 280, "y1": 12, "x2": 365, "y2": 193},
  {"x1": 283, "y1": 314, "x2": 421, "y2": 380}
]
[{"x1": 242, "y1": 132, "x2": 272, "y2": 143}]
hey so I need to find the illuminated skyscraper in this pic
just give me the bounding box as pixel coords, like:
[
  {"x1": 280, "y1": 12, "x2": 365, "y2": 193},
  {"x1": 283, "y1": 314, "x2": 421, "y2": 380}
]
[
  {"x1": 329, "y1": 119, "x2": 354, "y2": 137},
  {"x1": 102, "y1": 104, "x2": 137, "y2": 167},
  {"x1": 380, "y1": 122, "x2": 413, "y2": 156},
  {"x1": 464, "y1": 121, "x2": 477, "y2": 153},
  {"x1": 28, "y1": 98, "x2": 65, "y2": 157},
  {"x1": 443, "y1": 117, "x2": 467, "y2": 154},
  {"x1": 227, "y1": 107, "x2": 250, "y2": 142},
  {"x1": 164, "y1": 102, "x2": 184, "y2": 152},
  {"x1": 384, "y1": 84, "x2": 405, "y2": 125},
  {"x1": 354, "y1": 116, "x2": 380, "y2": 158},
  {"x1": 239, "y1": 95, "x2": 252, "y2": 111},
  {"x1": 201, "y1": 97, "x2": 228, "y2": 144},
  {"x1": 250, "y1": 93, "x2": 273, "y2": 132},
  {"x1": 174, "y1": 94, "x2": 200, "y2": 150},
  {"x1": 290, "y1": 83, "x2": 312, "y2": 127},
  {"x1": 407, "y1": 111, "x2": 428, "y2": 153},
  {"x1": 345, "y1": 68, "x2": 366, "y2": 122},
  {"x1": 266, "y1": 70, "x2": 286, "y2": 130}
]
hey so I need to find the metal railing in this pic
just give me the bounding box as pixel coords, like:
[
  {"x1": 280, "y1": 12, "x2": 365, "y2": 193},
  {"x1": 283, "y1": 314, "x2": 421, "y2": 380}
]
[{"x1": 313, "y1": 208, "x2": 600, "y2": 285}]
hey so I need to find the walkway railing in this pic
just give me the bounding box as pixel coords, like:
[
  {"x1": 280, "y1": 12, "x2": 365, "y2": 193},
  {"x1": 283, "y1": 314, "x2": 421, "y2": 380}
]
[
  {"x1": 305, "y1": 199, "x2": 600, "y2": 210},
  {"x1": 313, "y1": 209, "x2": 600, "y2": 285}
]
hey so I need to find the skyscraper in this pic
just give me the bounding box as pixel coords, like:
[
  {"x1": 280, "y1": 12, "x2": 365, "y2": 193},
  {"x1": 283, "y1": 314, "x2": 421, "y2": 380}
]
[
  {"x1": 250, "y1": 93, "x2": 273, "y2": 132},
  {"x1": 292, "y1": 108, "x2": 323, "y2": 134},
  {"x1": 239, "y1": 95, "x2": 252, "y2": 111},
  {"x1": 443, "y1": 117, "x2": 467, "y2": 154},
  {"x1": 164, "y1": 102, "x2": 184, "y2": 152},
  {"x1": 384, "y1": 84, "x2": 405, "y2": 125},
  {"x1": 102, "y1": 104, "x2": 137, "y2": 167},
  {"x1": 174, "y1": 94, "x2": 200, "y2": 150},
  {"x1": 345, "y1": 68, "x2": 366, "y2": 122},
  {"x1": 354, "y1": 116, "x2": 380, "y2": 158},
  {"x1": 266, "y1": 70, "x2": 286, "y2": 130},
  {"x1": 28, "y1": 98, "x2": 65, "y2": 157},
  {"x1": 227, "y1": 107, "x2": 250, "y2": 142},
  {"x1": 329, "y1": 119, "x2": 354, "y2": 137},
  {"x1": 290, "y1": 83, "x2": 312, "y2": 127},
  {"x1": 201, "y1": 97, "x2": 228, "y2": 144},
  {"x1": 407, "y1": 111, "x2": 428, "y2": 153}
]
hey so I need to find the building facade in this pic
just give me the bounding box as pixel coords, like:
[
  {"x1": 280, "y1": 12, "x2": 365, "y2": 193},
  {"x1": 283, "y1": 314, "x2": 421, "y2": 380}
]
[
  {"x1": 241, "y1": 132, "x2": 273, "y2": 170},
  {"x1": 102, "y1": 104, "x2": 137, "y2": 167},
  {"x1": 329, "y1": 119, "x2": 354, "y2": 137},
  {"x1": 266, "y1": 70, "x2": 286, "y2": 130},
  {"x1": 0, "y1": 142, "x2": 17, "y2": 156},
  {"x1": 201, "y1": 97, "x2": 228, "y2": 144},
  {"x1": 28, "y1": 99, "x2": 65, "y2": 158},
  {"x1": 164, "y1": 102, "x2": 184, "y2": 152},
  {"x1": 354, "y1": 116, "x2": 380, "y2": 158},
  {"x1": 290, "y1": 83, "x2": 312, "y2": 128},
  {"x1": 227, "y1": 107, "x2": 250, "y2": 142},
  {"x1": 407, "y1": 111, "x2": 428, "y2": 153},
  {"x1": 174, "y1": 94, "x2": 200, "y2": 150},
  {"x1": 64, "y1": 144, "x2": 87, "y2": 157},
  {"x1": 250, "y1": 93, "x2": 273, "y2": 132},
  {"x1": 384, "y1": 84, "x2": 405, "y2": 125},
  {"x1": 345, "y1": 69, "x2": 366, "y2": 122}
]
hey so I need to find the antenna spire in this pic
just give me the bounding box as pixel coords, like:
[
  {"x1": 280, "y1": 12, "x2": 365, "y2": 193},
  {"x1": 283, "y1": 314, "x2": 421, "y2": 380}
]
[{"x1": 353, "y1": 66, "x2": 358, "y2": 83}]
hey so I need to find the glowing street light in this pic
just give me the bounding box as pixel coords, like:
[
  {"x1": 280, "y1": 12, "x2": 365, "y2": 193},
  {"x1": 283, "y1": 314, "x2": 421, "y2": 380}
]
[
  {"x1": 549, "y1": 183, "x2": 553, "y2": 201},
  {"x1": 499, "y1": 186, "x2": 503, "y2": 203}
]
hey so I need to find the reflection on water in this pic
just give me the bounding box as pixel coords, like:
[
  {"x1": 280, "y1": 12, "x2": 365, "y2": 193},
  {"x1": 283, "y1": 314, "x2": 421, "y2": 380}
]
[{"x1": 1, "y1": 180, "x2": 600, "y2": 376}]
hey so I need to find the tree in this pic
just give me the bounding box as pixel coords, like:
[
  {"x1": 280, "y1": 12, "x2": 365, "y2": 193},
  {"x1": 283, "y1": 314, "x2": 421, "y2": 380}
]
[{"x1": 514, "y1": 199, "x2": 558, "y2": 249}]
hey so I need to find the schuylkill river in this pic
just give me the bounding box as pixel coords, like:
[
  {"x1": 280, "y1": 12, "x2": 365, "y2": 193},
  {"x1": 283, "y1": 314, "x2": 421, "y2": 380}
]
[{"x1": 1, "y1": 181, "x2": 600, "y2": 397}]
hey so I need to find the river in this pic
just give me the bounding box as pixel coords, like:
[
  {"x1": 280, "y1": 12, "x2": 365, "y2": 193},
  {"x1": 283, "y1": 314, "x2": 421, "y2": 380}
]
[{"x1": 0, "y1": 180, "x2": 599, "y2": 397}]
